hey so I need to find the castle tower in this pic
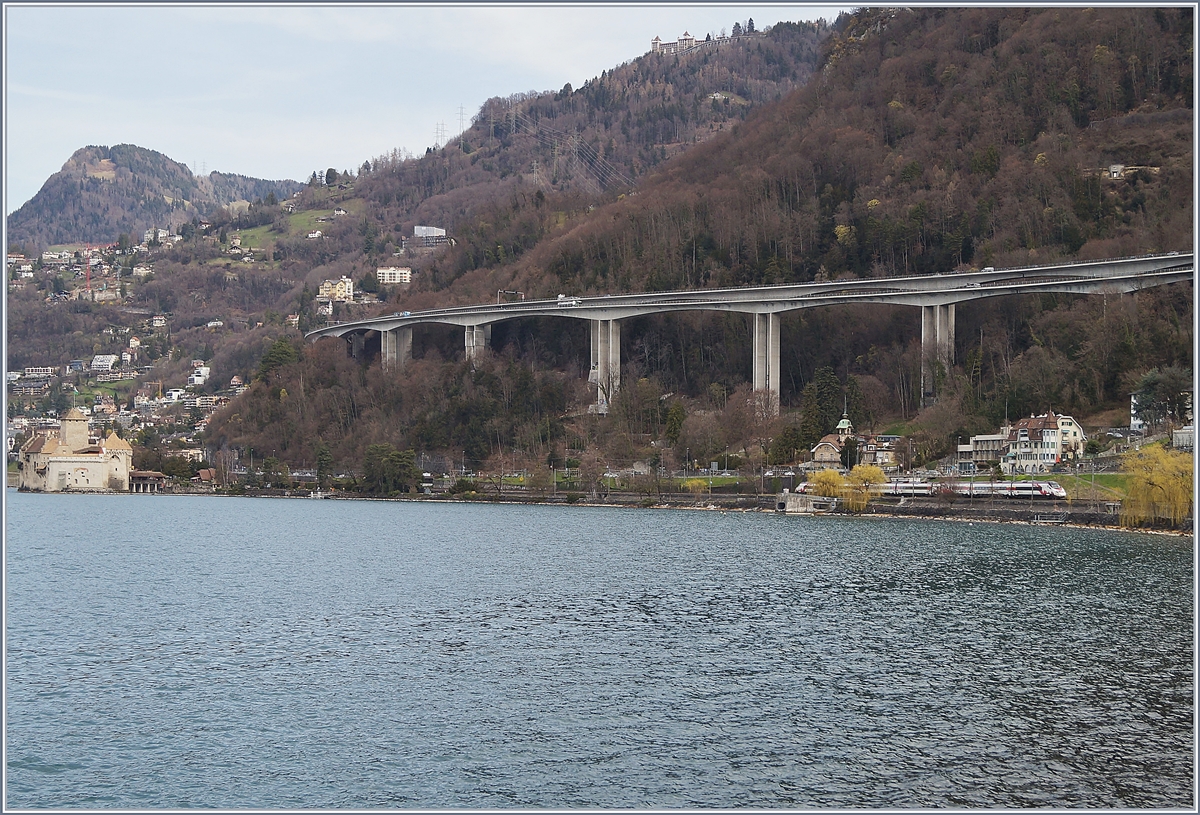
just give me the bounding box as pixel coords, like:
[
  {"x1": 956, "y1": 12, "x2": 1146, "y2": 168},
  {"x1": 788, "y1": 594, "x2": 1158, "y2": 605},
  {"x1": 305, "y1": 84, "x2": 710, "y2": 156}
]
[{"x1": 59, "y1": 408, "x2": 90, "y2": 453}]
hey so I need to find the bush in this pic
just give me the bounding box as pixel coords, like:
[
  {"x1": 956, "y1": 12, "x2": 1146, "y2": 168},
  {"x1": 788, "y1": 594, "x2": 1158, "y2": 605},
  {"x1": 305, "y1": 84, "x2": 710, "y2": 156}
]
[{"x1": 448, "y1": 478, "x2": 478, "y2": 494}]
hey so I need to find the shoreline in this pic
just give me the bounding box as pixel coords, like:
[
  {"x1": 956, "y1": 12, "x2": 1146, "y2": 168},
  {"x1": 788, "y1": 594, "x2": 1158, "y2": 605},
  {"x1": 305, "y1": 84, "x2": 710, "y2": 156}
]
[{"x1": 12, "y1": 485, "x2": 1191, "y2": 537}]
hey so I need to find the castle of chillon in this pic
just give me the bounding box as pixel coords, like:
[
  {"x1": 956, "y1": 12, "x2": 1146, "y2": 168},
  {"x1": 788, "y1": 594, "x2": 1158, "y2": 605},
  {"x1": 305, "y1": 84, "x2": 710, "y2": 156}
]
[{"x1": 17, "y1": 408, "x2": 133, "y2": 492}]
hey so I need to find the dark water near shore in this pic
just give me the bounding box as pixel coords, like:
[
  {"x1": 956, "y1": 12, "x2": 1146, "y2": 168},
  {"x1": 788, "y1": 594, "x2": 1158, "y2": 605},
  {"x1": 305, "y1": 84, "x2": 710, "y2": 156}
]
[{"x1": 5, "y1": 491, "x2": 1193, "y2": 808}]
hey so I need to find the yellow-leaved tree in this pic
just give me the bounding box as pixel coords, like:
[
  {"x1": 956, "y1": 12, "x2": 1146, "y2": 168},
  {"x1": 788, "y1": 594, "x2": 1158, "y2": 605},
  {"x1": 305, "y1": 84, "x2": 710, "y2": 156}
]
[
  {"x1": 843, "y1": 464, "x2": 887, "y2": 511},
  {"x1": 1121, "y1": 445, "x2": 1193, "y2": 526},
  {"x1": 807, "y1": 469, "x2": 846, "y2": 498}
]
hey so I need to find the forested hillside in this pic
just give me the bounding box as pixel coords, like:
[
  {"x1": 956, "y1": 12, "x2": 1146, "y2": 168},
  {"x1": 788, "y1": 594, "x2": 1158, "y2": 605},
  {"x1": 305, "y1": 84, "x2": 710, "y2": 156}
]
[{"x1": 339, "y1": 21, "x2": 830, "y2": 286}]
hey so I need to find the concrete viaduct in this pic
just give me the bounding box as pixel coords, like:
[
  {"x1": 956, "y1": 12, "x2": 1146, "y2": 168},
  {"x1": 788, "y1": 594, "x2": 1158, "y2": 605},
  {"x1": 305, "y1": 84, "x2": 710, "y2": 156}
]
[{"x1": 306, "y1": 253, "x2": 1192, "y2": 413}]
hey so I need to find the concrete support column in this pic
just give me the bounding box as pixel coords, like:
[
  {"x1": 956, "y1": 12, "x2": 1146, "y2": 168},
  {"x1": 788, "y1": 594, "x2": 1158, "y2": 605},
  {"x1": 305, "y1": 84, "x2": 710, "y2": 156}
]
[
  {"x1": 939, "y1": 303, "x2": 955, "y2": 374},
  {"x1": 921, "y1": 303, "x2": 955, "y2": 403},
  {"x1": 588, "y1": 319, "x2": 621, "y2": 412},
  {"x1": 382, "y1": 327, "x2": 413, "y2": 371},
  {"x1": 350, "y1": 332, "x2": 365, "y2": 360},
  {"x1": 920, "y1": 305, "x2": 935, "y2": 400},
  {"x1": 752, "y1": 312, "x2": 781, "y2": 413},
  {"x1": 464, "y1": 324, "x2": 489, "y2": 363}
]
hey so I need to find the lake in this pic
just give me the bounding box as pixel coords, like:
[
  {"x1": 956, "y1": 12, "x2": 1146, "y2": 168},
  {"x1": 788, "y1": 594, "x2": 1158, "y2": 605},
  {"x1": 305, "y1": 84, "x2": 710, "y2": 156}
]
[{"x1": 5, "y1": 491, "x2": 1193, "y2": 808}]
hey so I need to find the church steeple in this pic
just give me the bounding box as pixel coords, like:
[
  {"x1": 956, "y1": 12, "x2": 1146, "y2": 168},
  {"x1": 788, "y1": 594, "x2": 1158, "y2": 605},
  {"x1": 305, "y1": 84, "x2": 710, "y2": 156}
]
[{"x1": 836, "y1": 409, "x2": 854, "y2": 441}]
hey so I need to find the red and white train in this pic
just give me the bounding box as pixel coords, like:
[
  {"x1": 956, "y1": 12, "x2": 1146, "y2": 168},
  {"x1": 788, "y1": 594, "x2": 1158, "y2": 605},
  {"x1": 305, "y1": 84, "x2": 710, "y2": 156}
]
[{"x1": 796, "y1": 479, "x2": 1067, "y2": 500}]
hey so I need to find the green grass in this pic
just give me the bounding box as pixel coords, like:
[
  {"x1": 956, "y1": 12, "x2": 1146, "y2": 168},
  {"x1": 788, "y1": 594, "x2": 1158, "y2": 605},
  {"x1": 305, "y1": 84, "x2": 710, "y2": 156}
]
[
  {"x1": 288, "y1": 210, "x2": 336, "y2": 233},
  {"x1": 235, "y1": 224, "x2": 275, "y2": 250},
  {"x1": 1054, "y1": 472, "x2": 1129, "y2": 499}
]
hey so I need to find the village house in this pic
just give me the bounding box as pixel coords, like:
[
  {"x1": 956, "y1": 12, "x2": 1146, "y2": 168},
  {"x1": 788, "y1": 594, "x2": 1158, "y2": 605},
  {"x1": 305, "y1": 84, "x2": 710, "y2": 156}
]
[
  {"x1": 810, "y1": 413, "x2": 856, "y2": 469},
  {"x1": 1056, "y1": 414, "x2": 1087, "y2": 460},
  {"x1": 17, "y1": 409, "x2": 133, "y2": 492},
  {"x1": 1002, "y1": 413, "x2": 1066, "y2": 474},
  {"x1": 318, "y1": 276, "x2": 354, "y2": 302}
]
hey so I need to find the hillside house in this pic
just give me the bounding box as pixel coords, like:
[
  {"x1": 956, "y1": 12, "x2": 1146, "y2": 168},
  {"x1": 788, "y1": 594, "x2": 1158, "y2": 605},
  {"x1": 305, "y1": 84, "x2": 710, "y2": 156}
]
[
  {"x1": 90, "y1": 354, "x2": 119, "y2": 371},
  {"x1": 376, "y1": 266, "x2": 412, "y2": 285},
  {"x1": 318, "y1": 276, "x2": 354, "y2": 302}
]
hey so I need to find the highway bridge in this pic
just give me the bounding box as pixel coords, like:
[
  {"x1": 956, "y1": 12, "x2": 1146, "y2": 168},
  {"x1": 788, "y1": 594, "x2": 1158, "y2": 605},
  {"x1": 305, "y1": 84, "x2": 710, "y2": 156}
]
[{"x1": 306, "y1": 252, "x2": 1193, "y2": 413}]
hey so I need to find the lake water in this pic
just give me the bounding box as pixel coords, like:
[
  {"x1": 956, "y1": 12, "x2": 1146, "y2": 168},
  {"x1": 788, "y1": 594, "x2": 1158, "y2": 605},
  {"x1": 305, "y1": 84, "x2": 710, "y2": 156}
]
[{"x1": 5, "y1": 491, "x2": 1194, "y2": 808}]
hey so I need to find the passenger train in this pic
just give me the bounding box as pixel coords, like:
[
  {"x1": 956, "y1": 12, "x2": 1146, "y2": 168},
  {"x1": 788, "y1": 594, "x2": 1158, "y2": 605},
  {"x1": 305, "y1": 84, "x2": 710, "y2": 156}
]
[{"x1": 796, "y1": 478, "x2": 1067, "y2": 500}]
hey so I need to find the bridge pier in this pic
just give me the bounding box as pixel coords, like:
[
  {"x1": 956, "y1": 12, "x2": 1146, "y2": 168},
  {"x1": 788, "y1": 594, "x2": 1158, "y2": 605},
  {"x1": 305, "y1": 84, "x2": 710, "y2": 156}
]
[
  {"x1": 588, "y1": 319, "x2": 621, "y2": 413},
  {"x1": 382, "y1": 327, "x2": 413, "y2": 371},
  {"x1": 464, "y1": 324, "x2": 491, "y2": 364},
  {"x1": 920, "y1": 303, "x2": 955, "y2": 403},
  {"x1": 350, "y1": 332, "x2": 365, "y2": 360},
  {"x1": 752, "y1": 312, "x2": 781, "y2": 414}
]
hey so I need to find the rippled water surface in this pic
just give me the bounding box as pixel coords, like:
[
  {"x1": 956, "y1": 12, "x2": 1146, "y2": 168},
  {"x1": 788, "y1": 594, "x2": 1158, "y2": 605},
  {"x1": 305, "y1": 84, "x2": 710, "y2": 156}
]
[{"x1": 5, "y1": 491, "x2": 1194, "y2": 808}]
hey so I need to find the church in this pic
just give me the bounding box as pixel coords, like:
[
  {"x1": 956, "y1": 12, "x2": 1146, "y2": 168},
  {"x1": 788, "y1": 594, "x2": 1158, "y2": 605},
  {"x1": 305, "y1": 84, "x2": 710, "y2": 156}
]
[{"x1": 17, "y1": 408, "x2": 133, "y2": 492}]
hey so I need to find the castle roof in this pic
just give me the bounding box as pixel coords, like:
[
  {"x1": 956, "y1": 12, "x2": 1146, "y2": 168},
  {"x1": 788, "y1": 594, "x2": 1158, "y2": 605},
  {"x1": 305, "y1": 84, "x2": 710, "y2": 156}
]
[{"x1": 104, "y1": 432, "x2": 133, "y2": 452}]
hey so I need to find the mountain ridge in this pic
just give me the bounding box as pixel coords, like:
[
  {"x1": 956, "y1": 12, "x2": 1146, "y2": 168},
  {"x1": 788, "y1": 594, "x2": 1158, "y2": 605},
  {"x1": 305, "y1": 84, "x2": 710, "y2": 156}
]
[{"x1": 6, "y1": 144, "x2": 303, "y2": 249}]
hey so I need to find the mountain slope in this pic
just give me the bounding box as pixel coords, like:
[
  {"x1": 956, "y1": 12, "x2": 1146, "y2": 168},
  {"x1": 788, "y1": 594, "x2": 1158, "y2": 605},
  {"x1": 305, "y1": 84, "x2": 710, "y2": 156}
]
[
  {"x1": 6, "y1": 144, "x2": 302, "y2": 248},
  {"x1": 486, "y1": 6, "x2": 1192, "y2": 301}
]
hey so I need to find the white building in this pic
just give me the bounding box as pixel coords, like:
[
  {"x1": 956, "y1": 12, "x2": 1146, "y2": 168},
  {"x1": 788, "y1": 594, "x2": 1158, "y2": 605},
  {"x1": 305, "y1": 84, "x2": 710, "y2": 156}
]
[
  {"x1": 90, "y1": 354, "x2": 119, "y2": 371},
  {"x1": 376, "y1": 266, "x2": 412, "y2": 285},
  {"x1": 1056, "y1": 414, "x2": 1087, "y2": 459},
  {"x1": 1130, "y1": 394, "x2": 1145, "y2": 433},
  {"x1": 1003, "y1": 413, "x2": 1064, "y2": 474}
]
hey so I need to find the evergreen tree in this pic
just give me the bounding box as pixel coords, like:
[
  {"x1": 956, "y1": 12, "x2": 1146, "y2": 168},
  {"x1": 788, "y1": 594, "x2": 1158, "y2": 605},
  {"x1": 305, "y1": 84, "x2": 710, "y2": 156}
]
[
  {"x1": 812, "y1": 366, "x2": 843, "y2": 434},
  {"x1": 797, "y1": 382, "x2": 825, "y2": 452},
  {"x1": 315, "y1": 441, "x2": 333, "y2": 489}
]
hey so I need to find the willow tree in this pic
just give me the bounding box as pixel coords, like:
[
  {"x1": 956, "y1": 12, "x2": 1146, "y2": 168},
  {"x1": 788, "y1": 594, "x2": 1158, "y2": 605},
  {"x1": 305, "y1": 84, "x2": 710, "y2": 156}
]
[
  {"x1": 843, "y1": 464, "x2": 887, "y2": 511},
  {"x1": 1120, "y1": 445, "x2": 1193, "y2": 527},
  {"x1": 808, "y1": 468, "x2": 845, "y2": 497}
]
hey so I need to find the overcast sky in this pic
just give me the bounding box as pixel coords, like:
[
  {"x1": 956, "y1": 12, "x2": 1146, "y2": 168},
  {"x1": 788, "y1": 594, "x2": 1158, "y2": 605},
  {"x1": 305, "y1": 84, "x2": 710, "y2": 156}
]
[{"x1": 4, "y1": 3, "x2": 851, "y2": 216}]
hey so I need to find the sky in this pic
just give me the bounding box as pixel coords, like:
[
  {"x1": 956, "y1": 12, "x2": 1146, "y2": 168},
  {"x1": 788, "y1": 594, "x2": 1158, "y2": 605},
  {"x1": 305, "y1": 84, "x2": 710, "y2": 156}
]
[{"x1": 4, "y1": 3, "x2": 852, "y2": 216}]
